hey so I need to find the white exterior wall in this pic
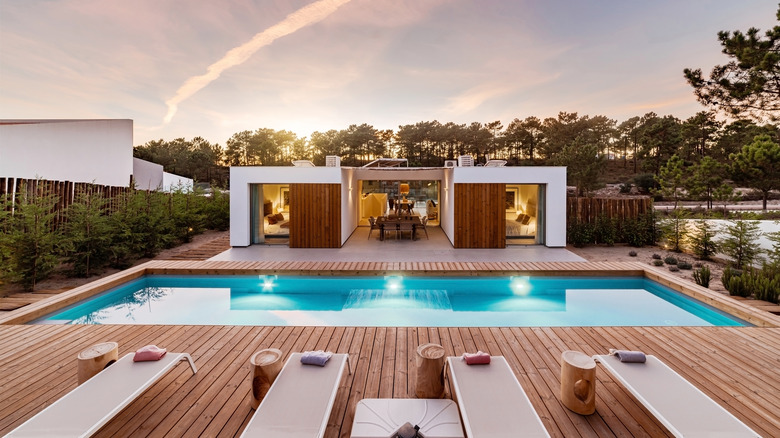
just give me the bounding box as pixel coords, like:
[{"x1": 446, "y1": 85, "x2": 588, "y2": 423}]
[
  {"x1": 341, "y1": 168, "x2": 357, "y2": 245},
  {"x1": 162, "y1": 172, "x2": 193, "y2": 192},
  {"x1": 229, "y1": 166, "x2": 343, "y2": 246},
  {"x1": 441, "y1": 169, "x2": 455, "y2": 244},
  {"x1": 0, "y1": 119, "x2": 133, "y2": 187},
  {"x1": 451, "y1": 167, "x2": 567, "y2": 247},
  {"x1": 133, "y1": 157, "x2": 164, "y2": 190}
]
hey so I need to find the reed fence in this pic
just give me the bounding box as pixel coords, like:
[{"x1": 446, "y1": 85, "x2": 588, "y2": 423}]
[
  {"x1": 566, "y1": 196, "x2": 653, "y2": 224},
  {"x1": 0, "y1": 177, "x2": 133, "y2": 228}
]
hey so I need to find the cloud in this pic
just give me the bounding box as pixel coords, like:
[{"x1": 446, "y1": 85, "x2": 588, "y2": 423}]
[{"x1": 162, "y1": 0, "x2": 352, "y2": 124}]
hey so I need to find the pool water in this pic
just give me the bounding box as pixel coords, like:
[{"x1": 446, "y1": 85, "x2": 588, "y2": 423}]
[{"x1": 37, "y1": 275, "x2": 747, "y2": 327}]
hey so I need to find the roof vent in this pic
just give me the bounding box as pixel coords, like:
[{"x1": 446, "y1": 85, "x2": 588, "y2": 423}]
[
  {"x1": 292, "y1": 160, "x2": 315, "y2": 167},
  {"x1": 444, "y1": 160, "x2": 457, "y2": 168},
  {"x1": 485, "y1": 160, "x2": 507, "y2": 167},
  {"x1": 325, "y1": 156, "x2": 341, "y2": 167}
]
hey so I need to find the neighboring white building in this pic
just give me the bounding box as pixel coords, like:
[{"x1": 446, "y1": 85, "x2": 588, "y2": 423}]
[
  {"x1": 0, "y1": 119, "x2": 133, "y2": 187},
  {"x1": 132, "y1": 157, "x2": 193, "y2": 192},
  {"x1": 230, "y1": 159, "x2": 567, "y2": 249},
  {"x1": 0, "y1": 119, "x2": 191, "y2": 191}
]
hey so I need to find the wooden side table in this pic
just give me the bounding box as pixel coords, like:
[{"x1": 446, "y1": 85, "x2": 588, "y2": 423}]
[
  {"x1": 250, "y1": 348, "x2": 283, "y2": 409},
  {"x1": 560, "y1": 350, "x2": 596, "y2": 415},
  {"x1": 415, "y1": 343, "x2": 445, "y2": 399},
  {"x1": 77, "y1": 341, "x2": 118, "y2": 385}
]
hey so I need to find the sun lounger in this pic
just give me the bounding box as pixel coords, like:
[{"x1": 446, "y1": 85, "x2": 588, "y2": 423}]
[
  {"x1": 446, "y1": 356, "x2": 550, "y2": 438},
  {"x1": 7, "y1": 352, "x2": 197, "y2": 438},
  {"x1": 594, "y1": 354, "x2": 760, "y2": 438},
  {"x1": 241, "y1": 352, "x2": 349, "y2": 438}
]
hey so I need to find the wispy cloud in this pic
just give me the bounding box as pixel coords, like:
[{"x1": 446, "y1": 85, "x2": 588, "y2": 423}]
[{"x1": 162, "y1": 0, "x2": 352, "y2": 124}]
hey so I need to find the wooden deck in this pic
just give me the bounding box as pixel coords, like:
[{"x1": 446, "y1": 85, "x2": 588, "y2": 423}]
[{"x1": 1, "y1": 324, "x2": 778, "y2": 437}]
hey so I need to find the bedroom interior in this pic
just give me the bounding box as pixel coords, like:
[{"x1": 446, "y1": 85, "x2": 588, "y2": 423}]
[{"x1": 505, "y1": 184, "x2": 539, "y2": 243}]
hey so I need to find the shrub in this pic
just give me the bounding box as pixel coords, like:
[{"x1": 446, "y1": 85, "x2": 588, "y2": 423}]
[
  {"x1": 594, "y1": 214, "x2": 617, "y2": 246},
  {"x1": 688, "y1": 219, "x2": 719, "y2": 260},
  {"x1": 718, "y1": 220, "x2": 762, "y2": 269},
  {"x1": 721, "y1": 266, "x2": 741, "y2": 291},
  {"x1": 633, "y1": 173, "x2": 657, "y2": 194},
  {"x1": 652, "y1": 253, "x2": 661, "y2": 260},
  {"x1": 660, "y1": 207, "x2": 688, "y2": 252},
  {"x1": 628, "y1": 250, "x2": 637, "y2": 257},
  {"x1": 668, "y1": 265, "x2": 680, "y2": 272},
  {"x1": 664, "y1": 256, "x2": 678, "y2": 265},
  {"x1": 652, "y1": 259, "x2": 664, "y2": 266},
  {"x1": 619, "y1": 182, "x2": 632, "y2": 194},
  {"x1": 677, "y1": 261, "x2": 692, "y2": 270},
  {"x1": 693, "y1": 265, "x2": 711, "y2": 288},
  {"x1": 567, "y1": 218, "x2": 594, "y2": 248}
]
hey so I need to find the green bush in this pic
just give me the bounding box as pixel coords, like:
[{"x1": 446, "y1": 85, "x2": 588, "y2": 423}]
[
  {"x1": 628, "y1": 251, "x2": 637, "y2": 257},
  {"x1": 594, "y1": 214, "x2": 617, "y2": 246},
  {"x1": 633, "y1": 173, "x2": 657, "y2": 194},
  {"x1": 677, "y1": 261, "x2": 692, "y2": 270},
  {"x1": 693, "y1": 265, "x2": 711, "y2": 288},
  {"x1": 652, "y1": 253, "x2": 661, "y2": 259},
  {"x1": 688, "y1": 219, "x2": 719, "y2": 260},
  {"x1": 664, "y1": 256, "x2": 678, "y2": 265},
  {"x1": 567, "y1": 218, "x2": 594, "y2": 248},
  {"x1": 652, "y1": 259, "x2": 664, "y2": 266},
  {"x1": 718, "y1": 220, "x2": 762, "y2": 269},
  {"x1": 668, "y1": 265, "x2": 680, "y2": 272}
]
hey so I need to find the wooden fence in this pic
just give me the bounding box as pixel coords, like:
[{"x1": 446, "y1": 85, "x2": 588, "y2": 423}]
[
  {"x1": 566, "y1": 196, "x2": 653, "y2": 224},
  {"x1": 0, "y1": 177, "x2": 132, "y2": 228}
]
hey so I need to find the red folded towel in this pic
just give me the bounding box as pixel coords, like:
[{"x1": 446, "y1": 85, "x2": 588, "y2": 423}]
[
  {"x1": 463, "y1": 351, "x2": 491, "y2": 365},
  {"x1": 133, "y1": 345, "x2": 167, "y2": 362}
]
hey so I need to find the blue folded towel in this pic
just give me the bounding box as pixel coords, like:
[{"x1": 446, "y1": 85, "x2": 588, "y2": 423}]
[
  {"x1": 301, "y1": 350, "x2": 332, "y2": 366},
  {"x1": 610, "y1": 349, "x2": 646, "y2": 363}
]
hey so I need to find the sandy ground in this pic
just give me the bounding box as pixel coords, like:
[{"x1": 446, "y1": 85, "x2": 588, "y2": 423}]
[{"x1": 568, "y1": 244, "x2": 728, "y2": 294}]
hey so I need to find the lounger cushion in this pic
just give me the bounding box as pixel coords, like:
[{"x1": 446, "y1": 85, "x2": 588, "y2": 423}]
[
  {"x1": 242, "y1": 353, "x2": 348, "y2": 438},
  {"x1": 595, "y1": 354, "x2": 760, "y2": 437},
  {"x1": 447, "y1": 356, "x2": 550, "y2": 438}
]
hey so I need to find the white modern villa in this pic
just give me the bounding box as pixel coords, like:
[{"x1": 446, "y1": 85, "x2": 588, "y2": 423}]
[
  {"x1": 0, "y1": 119, "x2": 191, "y2": 191},
  {"x1": 230, "y1": 158, "x2": 567, "y2": 249}
]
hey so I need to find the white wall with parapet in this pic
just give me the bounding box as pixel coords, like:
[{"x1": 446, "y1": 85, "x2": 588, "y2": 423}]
[
  {"x1": 452, "y1": 166, "x2": 567, "y2": 247},
  {"x1": 133, "y1": 157, "x2": 164, "y2": 190},
  {"x1": 162, "y1": 172, "x2": 193, "y2": 192},
  {"x1": 441, "y1": 169, "x2": 455, "y2": 244},
  {"x1": 0, "y1": 119, "x2": 133, "y2": 187},
  {"x1": 229, "y1": 166, "x2": 343, "y2": 246}
]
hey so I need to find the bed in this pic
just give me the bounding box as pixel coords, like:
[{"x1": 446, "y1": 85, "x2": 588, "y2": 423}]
[
  {"x1": 264, "y1": 211, "x2": 290, "y2": 235},
  {"x1": 506, "y1": 213, "x2": 536, "y2": 237}
]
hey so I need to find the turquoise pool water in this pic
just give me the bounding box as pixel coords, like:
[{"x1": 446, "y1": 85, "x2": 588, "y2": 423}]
[{"x1": 36, "y1": 275, "x2": 747, "y2": 327}]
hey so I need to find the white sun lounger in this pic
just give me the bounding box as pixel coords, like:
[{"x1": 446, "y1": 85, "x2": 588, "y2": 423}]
[
  {"x1": 241, "y1": 352, "x2": 349, "y2": 438},
  {"x1": 594, "y1": 354, "x2": 760, "y2": 438},
  {"x1": 7, "y1": 352, "x2": 197, "y2": 438},
  {"x1": 446, "y1": 356, "x2": 550, "y2": 438}
]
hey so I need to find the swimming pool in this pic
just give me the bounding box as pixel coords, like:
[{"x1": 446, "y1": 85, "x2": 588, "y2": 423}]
[{"x1": 36, "y1": 275, "x2": 748, "y2": 327}]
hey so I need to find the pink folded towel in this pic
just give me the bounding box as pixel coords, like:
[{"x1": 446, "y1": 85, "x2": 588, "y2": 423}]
[
  {"x1": 609, "y1": 348, "x2": 646, "y2": 363},
  {"x1": 133, "y1": 345, "x2": 167, "y2": 362},
  {"x1": 463, "y1": 351, "x2": 491, "y2": 365},
  {"x1": 301, "y1": 350, "x2": 332, "y2": 366}
]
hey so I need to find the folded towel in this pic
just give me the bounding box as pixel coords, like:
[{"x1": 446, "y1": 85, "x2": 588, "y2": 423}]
[
  {"x1": 609, "y1": 348, "x2": 646, "y2": 363},
  {"x1": 133, "y1": 345, "x2": 167, "y2": 362},
  {"x1": 462, "y1": 351, "x2": 491, "y2": 365},
  {"x1": 301, "y1": 350, "x2": 332, "y2": 366},
  {"x1": 391, "y1": 422, "x2": 420, "y2": 438}
]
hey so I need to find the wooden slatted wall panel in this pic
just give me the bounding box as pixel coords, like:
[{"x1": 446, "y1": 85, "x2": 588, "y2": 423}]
[
  {"x1": 454, "y1": 183, "x2": 506, "y2": 248},
  {"x1": 289, "y1": 183, "x2": 341, "y2": 248}
]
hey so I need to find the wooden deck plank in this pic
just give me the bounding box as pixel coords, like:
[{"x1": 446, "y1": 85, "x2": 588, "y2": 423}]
[{"x1": 0, "y1": 325, "x2": 778, "y2": 438}]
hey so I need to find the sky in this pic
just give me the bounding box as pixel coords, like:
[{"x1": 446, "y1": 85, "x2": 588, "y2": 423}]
[{"x1": 0, "y1": 0, "x2": 777, "y2": 146}]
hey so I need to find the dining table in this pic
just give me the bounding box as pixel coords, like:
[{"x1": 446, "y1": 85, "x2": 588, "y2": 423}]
[{"x1": 377, "y1": 216, "x2": 422, "y2": 241}]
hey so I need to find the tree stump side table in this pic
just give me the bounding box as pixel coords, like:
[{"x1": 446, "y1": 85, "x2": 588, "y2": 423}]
[
  {"x1": 560, "y1": 350, "x2": 596, "y2": 415},
  {"x1": 415, "y1": 343, "x2": 446, "y2": 399},
  {"x1": 250, "y1": 348, "x2": 283, "y2": 409},
  {"x1": 77, "y1": 341, "x2": 119, "y2": 385}
]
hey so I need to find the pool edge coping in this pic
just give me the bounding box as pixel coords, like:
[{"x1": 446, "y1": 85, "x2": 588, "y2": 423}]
[{"x1": 2, "y1": 260, "x2": 778, "y2": 327}]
